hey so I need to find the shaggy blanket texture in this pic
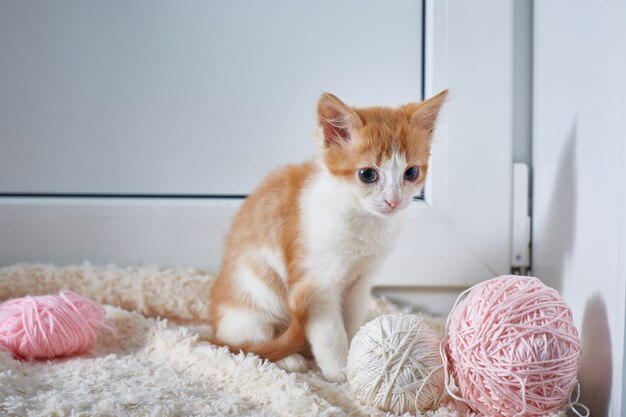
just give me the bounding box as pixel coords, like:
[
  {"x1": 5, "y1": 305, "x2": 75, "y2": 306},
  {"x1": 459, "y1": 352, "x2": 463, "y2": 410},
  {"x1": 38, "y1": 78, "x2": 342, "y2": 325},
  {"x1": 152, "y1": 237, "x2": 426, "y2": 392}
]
[{"x1": 0, "y1": 264, "x2": 565, "y2": 417}]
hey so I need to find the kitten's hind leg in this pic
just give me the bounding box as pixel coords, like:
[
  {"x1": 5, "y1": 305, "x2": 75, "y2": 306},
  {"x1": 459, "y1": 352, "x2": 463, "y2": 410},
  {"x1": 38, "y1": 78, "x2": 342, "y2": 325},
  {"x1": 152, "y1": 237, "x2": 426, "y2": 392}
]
[
  {"x1": 214, "y1": 306, "x2": 275, "y2": 346},
  {"x1": 275, "y1": 353, "x2": 309, "y2": 373},
  {"x1": 214, "y1": 306, "x2": 309, "y2": 373}
]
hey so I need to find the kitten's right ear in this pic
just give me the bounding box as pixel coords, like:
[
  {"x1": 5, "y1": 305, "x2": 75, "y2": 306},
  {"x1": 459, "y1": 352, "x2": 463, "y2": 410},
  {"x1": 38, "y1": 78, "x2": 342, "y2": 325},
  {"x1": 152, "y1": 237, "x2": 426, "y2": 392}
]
[
  {"x1": 407, "y1": 89, "x2": 448, "y2": 134},
  {"x1": 317, "y1": 93, "x2": 363, "y2": 148}
]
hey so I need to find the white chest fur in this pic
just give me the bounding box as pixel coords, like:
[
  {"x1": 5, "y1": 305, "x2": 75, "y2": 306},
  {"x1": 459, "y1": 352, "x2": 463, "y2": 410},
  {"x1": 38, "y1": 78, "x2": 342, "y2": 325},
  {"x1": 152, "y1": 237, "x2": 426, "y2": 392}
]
[{"x1": 300, "y1": 168, "x2": 405, "y2": 286}]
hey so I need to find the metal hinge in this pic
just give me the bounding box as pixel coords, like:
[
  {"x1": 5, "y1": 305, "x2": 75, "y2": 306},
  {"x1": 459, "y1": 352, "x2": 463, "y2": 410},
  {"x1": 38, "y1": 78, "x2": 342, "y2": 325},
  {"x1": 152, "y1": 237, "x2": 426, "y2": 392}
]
[{"x1": 511, "y1": 163, "x2": 532, "y2": 276}]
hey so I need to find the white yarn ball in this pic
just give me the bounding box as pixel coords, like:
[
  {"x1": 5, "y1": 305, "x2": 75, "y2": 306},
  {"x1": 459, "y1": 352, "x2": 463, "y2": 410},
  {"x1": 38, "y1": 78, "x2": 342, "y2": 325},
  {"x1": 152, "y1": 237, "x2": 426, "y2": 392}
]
[{"x1": 347, "y1": 314, "x2": 445, "y2": 413}]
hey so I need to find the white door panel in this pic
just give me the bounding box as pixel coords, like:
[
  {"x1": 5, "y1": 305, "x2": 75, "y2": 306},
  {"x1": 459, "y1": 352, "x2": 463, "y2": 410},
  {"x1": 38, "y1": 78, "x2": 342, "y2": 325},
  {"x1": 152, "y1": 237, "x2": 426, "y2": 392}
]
[
  {"x1": 0, "y1": 198, "x2": 239, "y2": 268},
  {"x1": 375, "y1": 0, "x2": 514, "y2": 286},
  {"x1": 0, "y1": 0, "x2": 422, "y2": 195},
  {"x1": 0, "y1": 0, "x2": 516, "y2": 289}
]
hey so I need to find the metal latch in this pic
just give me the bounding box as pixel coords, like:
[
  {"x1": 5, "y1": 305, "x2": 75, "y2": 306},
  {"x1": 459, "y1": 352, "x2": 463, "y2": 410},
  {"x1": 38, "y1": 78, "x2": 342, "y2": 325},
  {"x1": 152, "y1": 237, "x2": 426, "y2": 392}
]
[{"x1": 511, "y1": 163, "x2": 531, "y2": 275}]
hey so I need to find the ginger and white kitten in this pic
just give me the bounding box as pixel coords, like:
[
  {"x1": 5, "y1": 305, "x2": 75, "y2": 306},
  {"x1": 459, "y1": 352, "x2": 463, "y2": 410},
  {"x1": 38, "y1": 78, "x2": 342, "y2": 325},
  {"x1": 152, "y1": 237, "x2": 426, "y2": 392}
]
[{"x1": 210, "y1": 90, "x2": 447, "y2": 381}]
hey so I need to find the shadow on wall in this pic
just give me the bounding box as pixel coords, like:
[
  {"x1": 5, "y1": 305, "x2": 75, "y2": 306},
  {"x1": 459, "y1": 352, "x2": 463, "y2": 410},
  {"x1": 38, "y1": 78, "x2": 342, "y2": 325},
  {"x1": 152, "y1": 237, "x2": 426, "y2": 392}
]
[
  {"x1": 538, "y1": 123, "x2": 612, "y2": 416},
  {"x1": 579, "y1": 294, "x2": 612, "y2": 417},
  {"x1": 538, "y1": 123, "x2": 577, "y2": 292}
]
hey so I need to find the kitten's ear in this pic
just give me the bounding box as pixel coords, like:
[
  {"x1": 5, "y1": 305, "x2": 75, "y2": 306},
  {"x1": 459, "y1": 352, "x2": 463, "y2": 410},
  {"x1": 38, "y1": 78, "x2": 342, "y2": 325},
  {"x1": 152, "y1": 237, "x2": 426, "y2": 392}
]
[
  {"x1": 317, "y1": 93, "x2": 363, "y2": 147},
  {"x1": 406, "y1": 89, "x2": 448, "y2": 133}
]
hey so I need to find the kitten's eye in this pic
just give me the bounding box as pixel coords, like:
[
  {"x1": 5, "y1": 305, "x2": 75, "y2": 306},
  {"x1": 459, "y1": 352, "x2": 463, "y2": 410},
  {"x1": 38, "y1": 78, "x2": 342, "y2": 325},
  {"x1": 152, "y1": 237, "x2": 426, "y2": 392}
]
[
  {"x1": 404, "y1": 166, "x2": 420, "y2": 182},
  {"x1": 358, "y1": 168, "x2": 378, "y2": 184}
]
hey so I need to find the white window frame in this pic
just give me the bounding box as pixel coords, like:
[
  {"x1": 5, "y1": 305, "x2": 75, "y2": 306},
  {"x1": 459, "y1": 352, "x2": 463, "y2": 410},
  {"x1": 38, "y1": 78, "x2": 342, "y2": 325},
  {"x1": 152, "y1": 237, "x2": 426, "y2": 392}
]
[{"x1": 0, "y1": 0, "x2": 517, "y2": 290}]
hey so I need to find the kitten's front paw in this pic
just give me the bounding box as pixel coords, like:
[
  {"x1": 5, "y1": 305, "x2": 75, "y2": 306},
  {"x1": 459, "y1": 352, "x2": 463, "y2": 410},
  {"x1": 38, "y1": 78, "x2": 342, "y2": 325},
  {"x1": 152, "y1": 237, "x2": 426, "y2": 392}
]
[
  {"x1": 275, "y1": 353, "x2": 309, "y2": 373},
  {"x1": 321, "y1": 366, "x2": 346, "y2": 383}
]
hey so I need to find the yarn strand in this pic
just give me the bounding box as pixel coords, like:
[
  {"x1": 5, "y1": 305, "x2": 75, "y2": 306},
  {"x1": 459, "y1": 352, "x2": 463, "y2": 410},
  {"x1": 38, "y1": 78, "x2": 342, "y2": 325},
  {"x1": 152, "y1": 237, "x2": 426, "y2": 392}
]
[{"x1": 568, "y1": 384, "x2": 590, "y2": 417}]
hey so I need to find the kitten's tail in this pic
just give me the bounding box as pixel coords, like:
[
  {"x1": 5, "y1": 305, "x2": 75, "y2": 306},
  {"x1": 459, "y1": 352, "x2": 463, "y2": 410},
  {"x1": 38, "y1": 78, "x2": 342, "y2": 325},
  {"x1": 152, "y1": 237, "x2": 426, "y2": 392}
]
[{"x1": 207, "y1": 284, "x2": 313, "y2": 362}]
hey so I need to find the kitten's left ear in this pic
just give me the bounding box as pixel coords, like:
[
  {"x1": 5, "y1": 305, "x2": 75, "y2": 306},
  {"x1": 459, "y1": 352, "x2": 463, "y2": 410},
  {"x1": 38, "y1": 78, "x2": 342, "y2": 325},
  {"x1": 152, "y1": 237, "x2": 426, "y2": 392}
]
[
  {"x1": 317, "y1": 93, "x2": 363, "y2": 147},
  {"x1": 406, "y1": 89, "x2": 448, "y2": 133}
]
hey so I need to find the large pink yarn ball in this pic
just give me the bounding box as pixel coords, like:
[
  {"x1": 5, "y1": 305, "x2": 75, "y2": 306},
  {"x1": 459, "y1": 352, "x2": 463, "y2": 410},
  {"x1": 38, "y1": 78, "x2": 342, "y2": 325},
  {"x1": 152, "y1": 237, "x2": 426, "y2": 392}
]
[
  {"x1": 0, "y1": 291, "x2": 113, "y2": 360},
  {"x1": 443, "y1": 276, "x2": 581, "y2": 417}
]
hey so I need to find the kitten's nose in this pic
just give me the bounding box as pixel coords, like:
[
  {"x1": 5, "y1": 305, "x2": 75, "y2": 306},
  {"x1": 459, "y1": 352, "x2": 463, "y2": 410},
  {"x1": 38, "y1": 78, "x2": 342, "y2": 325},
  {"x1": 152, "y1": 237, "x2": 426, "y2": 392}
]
[{"x1": 385, "y1": 199, "x2": 400, "y2": 209}]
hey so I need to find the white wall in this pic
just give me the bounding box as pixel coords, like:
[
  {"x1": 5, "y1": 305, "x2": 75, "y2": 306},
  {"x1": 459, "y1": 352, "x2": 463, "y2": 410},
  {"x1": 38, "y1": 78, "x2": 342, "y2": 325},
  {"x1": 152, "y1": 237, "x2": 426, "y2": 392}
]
[{"x1": 533, "y1": 1, "x2": 626, "y2": 415}]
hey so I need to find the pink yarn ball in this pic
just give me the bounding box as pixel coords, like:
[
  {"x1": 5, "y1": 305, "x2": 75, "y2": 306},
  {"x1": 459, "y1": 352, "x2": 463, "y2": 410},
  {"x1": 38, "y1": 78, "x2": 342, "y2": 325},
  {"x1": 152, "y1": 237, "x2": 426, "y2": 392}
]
[
  {"x1": 0, "y1": 291, "x2": 113, "y2": 360},
  {"x1": 443, "y1": 276, "x2": 581, "y2": 417}
]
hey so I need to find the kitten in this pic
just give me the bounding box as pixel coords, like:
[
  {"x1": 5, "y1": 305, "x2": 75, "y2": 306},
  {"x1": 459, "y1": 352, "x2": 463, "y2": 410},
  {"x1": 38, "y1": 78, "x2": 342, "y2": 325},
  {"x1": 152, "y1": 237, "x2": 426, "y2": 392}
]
[{"x1": 210, "y1": 90, "x2": 447, "y2": 381}]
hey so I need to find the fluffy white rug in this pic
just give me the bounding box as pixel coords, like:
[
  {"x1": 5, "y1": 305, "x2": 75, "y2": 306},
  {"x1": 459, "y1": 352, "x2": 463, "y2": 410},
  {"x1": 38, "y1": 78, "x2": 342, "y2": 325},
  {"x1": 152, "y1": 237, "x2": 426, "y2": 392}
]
[{"x1": 0, "y1": 264, "x2": 564, "y2": 417}]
